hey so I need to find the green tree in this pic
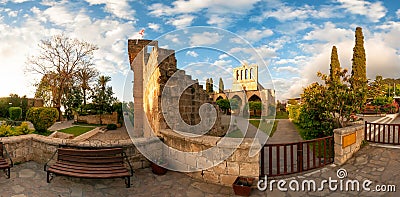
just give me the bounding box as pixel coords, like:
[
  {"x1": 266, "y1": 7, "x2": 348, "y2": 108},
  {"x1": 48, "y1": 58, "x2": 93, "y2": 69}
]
[
  {"x1": 91, "y1": 76, "x2": 116, "y2": 124},
  {"x1": 216, "y1": 99, "x2": 230, "y2": 114},
  {"x1": 350, "y1": 27, "x2": 367, "y2": 104},
  {"x1": 9, "y1": 107, "x2": 22, "y2": 120},
  {"x1": 77, "y1": 65, "x2": 98, "y2": 106},
  {"x1": 218, "y1": 78, "x2": 224, "y2": 93},
  {"x1": 26, "y1": 107, "x2": 59, "y2": 133},
  {"x1": 329, "y1": 46, "x2": 341, "y2": 84},
  {"x1": 27, "y1": 34, "x2": 98, "y2": 119},
  {"x1": 248, "y1": 101, "x2": 262, "y2": 115}
]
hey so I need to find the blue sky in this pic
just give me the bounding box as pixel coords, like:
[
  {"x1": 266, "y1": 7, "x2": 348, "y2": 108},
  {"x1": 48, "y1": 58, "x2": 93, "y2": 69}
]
[{"x1": 0, "y1": 0, "x2": 399, "y2": 101}]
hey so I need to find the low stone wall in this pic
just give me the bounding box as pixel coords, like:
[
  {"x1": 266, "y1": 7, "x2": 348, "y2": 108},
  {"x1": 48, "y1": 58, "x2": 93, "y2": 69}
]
[
  {"x1": 333, "y1": 124, "x2": 365, "y2": 165},
  {"x1": 160, "y1": 129, "x2": 260, "y2": 186},
  {"x1": 75, "y1": 112, "x2": 118, "y2": 125},
  {"x1": 0, "y1": 134, "x2": 162, "y2": 169}
]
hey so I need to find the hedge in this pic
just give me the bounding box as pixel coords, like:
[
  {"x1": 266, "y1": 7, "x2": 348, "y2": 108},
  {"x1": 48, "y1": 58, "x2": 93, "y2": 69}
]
[
  {"x1": 9, "y1": 107, "x2": 22, "y2": 120},
  {"x1": 26, "y1": 107, "x2": 59, "y2": 133}
]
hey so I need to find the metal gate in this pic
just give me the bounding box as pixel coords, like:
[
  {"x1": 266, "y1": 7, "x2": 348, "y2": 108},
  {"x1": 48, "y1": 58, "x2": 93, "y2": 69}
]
[
  {"x1": 260, "y1": 136, "x2": 334, "y2": 177},
  {"x1": 365, "y1": 121, "x2": 400, "y2": 144}
]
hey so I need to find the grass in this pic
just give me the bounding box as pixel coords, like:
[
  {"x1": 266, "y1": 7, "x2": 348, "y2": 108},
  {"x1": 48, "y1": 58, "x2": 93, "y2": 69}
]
[
  {"x1": 73, "y1": 122, "x2": 104, "y2": 127},
  {"x1": 249, "y1": 119, "x2": 278, "y2": 137},
  {"x1": 58, "y1": 126, "x2": 95, "y2": 137},
  {"x1": 33, "y1": 130, "x2": 53, "y2": 136},
  {"x1": 225, "y1": 129, "x2": 243, "y2": 138},
  {"x1": 250, "y1": 111, "x2": 289, "y2": 119}
]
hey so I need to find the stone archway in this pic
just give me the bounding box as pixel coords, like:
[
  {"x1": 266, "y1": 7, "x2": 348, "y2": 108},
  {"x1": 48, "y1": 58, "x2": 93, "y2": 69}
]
[
  {"x1": 231, "y1": 95, "x2": 242, "y2": 115},
  {"x1": 216, "y1": 96, "x2": 224, "y2": 101}
]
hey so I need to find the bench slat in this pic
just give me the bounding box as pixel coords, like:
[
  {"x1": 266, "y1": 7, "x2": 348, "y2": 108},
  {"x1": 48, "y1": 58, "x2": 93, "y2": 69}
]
[
  {"x1": 53, "y1": 162, "x2": 127, "y2": 172},
  {"x1": 58, "y1": 155, "x2": 124, "y2": 164},
  {"x1": 58, "y1": 148, "x2": 123, "y2": 157},
  {"x1": 48, "y1": 168, "x2": 130, "y2": 178},
  {"x1": 49, "y1": 165, "x2": 128, "y2": 174},
  {"x1": 55, "y1": 161, "x2": 124, "y2": 169}
]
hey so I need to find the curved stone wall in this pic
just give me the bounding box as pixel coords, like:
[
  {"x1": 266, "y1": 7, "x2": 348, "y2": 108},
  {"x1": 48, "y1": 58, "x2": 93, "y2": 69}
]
[{"x1": 0, "y1": 134, "x2": 162, "y2": 169}]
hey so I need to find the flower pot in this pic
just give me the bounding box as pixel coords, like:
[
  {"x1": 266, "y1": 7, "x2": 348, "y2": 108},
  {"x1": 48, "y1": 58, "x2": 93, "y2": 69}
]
[
  {"x1": 232, "y1": 176, "x2": 255, "y2": 196},
  {"x1": 150, "y1": 162, "x2": 167, "y2": 175}
]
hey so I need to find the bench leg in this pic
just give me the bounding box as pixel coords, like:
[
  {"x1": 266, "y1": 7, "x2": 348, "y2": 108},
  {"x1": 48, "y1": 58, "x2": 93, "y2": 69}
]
[
  {"x1": 125, "y1": 177, "x2": 131, "y2": 188},
  {"x1": 6, "y1": 168, "x2": 10, "y2": 179},
  {"x1": 47, "y1": 172, "x2": 54, "y2": 183}
]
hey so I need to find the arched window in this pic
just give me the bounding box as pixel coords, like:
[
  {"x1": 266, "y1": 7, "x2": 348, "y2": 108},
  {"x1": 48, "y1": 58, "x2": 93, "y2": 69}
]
[
  {"x1": 245, "y1": 69, "x2": 248, "y2": 79},
  {"x1": 240, "y1": 70, "x2": 243, "y2": 80},
  {"x1": 250, "y1": 68, "x2": 253, "y2": 79},
  {"x1": 236, "y1": 70, "x2": 239, "y2": 80}
]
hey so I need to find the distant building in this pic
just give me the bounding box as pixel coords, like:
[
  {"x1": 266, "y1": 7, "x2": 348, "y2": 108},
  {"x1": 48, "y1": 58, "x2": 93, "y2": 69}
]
[{"x1": 210, "y1": 63, "x2": 275, "y2": 116}]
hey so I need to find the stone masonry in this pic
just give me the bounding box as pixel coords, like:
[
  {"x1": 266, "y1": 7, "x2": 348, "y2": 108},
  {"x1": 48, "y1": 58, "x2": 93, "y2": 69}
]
[{"x1": 128, "y1": 39, "x2": 227, "y2": 137}]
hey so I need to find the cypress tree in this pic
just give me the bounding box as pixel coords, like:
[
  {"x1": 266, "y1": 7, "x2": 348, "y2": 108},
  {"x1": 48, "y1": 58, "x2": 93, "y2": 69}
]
[
  {"x1": 205, "y1": 78, "x2": 210, "y2": 93},
  {"x1": 350, "y1": 27, "x2": 366, "y2": 90},
  {"x1": 329, "y1": 46, "x2": 341, "y2": 84},
  {"x1": 219, "y1": 77, "x2": 224, "y2": 93}
]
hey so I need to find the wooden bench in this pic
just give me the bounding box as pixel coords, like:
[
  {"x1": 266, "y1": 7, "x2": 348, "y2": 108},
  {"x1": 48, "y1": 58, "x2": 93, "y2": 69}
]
[
  {"x1": 44, "y1": 147, "x2": 133, "y2": 188},
  {"x1": 0, "y1": 142, "x2": 13, "y2": 179}
]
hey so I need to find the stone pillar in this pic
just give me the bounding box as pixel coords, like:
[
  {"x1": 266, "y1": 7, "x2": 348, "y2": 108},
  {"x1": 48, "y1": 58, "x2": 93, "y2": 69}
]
[{"x1": 128, "y1": 39, "x2": 153, "y2": 137}]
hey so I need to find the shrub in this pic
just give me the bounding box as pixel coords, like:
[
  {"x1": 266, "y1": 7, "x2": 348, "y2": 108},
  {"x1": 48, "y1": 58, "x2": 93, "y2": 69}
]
[
  {"x1": 16, "y1": 122, "x2": 32, "y2": 135},
  {"x1": 5, "y1": 120, "x2": 23, "y2": 126},
  {"x1": 0, "y1": 124, "x2": 12, "y2": 137},
  {"x1": 9, "y1": 107, "x2": 22, "y2": 120},
  {"x1": 26, "y1": 107, "x2": 59, "y2": 133},
  {"x1": 287, "y1": 104, "x2": 302, "y2": 123},
  {"x1": 106, "y1": 124, "x2": 117, "y2": 130}
]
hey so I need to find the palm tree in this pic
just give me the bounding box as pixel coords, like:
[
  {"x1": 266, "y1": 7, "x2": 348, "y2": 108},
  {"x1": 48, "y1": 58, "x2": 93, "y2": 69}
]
[
  {"x1": 77, "y1": 65, "x2": 98, "y2": 106},
  {"x1": 98, "y1": 76, "x2": 111, "y2": 92}
]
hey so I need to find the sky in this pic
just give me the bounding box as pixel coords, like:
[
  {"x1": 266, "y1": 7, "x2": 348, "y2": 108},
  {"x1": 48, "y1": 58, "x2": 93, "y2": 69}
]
[{"x1": 0, "y1": 0, "x2": 399, "y2": 102}]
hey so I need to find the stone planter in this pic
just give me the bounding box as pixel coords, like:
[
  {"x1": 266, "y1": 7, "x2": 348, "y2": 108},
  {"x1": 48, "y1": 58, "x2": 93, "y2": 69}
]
[{"x1": 232, "y1": 176, "x2": 254, "y2": 196}]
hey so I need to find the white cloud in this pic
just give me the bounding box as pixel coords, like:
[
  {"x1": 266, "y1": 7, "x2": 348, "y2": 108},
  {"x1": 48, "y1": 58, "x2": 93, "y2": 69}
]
[
  {"x1": 213, "y1": 59, "x2": 232, "y2": 67},
  {"x1": 190, "y1": 32, "x2": 222, "y2": 46},
  {"x1": 253, "y1": 4, "x2": 336, "y2": 22},
  {"x1": 148, "y1": 23, "x2": 161, "y2": 32},
  {"x1": 219, "y1": 54, "x2": 229, "y2": 59},
  {"x1": 165, "y1": 34, "x2": 180, "y2": 44},
  {"x1": 273, "y1": 66, "x2": 299, "y2": 73},
  {"x1": 229, "y1": 45, "x2": 276, "y2": 66},
  {"x1": 148, "y1": 0, "x2": 260, "y2": 27},
  {"x1": 396, "y1": 9, "x2": 400, "y2": 18},
  {"x1": 186, "y1": 50, "x2": 199, "y2": 57},
  {"x1": 167, "y1": 14, "x2": 195, "y2": 29},
  {"x1": 84, "y1": 0, "x2": 135, "y2": 20},
  {"x1": 336, "y1": 0, "x2": 387, "y2": 22},
  {"x1": 240, "y1": 28, "x2": 273, "y2": 42},
  {"x1": 275, "y1": 56, "x2": 308, "y2": 65},
  {"x1": 0, "y1": 0, "x2": 30, "y2": 3},
  {"x1": 303, "y1": 22, "x2": 353, "y2": 43}
]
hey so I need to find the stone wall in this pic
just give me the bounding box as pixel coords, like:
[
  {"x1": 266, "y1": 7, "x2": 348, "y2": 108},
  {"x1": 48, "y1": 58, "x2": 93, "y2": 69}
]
[
  {"x1": 128, "y1": 39, "x2": 227, "y2": 137},
  {"x1": 0, "y1": 134, "x2": 161, "y2": 169},
  {"x1": 333, "y1": 124, "x2": 365, "y2": 165},
  {"x1": 75, "y1": 112, "x2": 118, "y2": 125},
  {"x1": 160, "y1": 129, "x2": 260, "y2": 186}
]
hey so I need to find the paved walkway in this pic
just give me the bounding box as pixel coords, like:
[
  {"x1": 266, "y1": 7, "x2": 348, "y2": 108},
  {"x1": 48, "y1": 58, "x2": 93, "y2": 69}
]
[
  {"x1": 1, "y1": 144, "x2": 400, "y2": 196},
  {"x1": 267, "y1": 119, "x2": 303, "y2": 144}
]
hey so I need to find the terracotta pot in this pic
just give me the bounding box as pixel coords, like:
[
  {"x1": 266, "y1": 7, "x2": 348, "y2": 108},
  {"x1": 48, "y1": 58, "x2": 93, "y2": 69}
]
[
  {"x1": 150, "y1": 162, "x2": 167, "y2": 175},
  {"x1": 232, "y1": 176, "x2": 255, "y2": 196}
]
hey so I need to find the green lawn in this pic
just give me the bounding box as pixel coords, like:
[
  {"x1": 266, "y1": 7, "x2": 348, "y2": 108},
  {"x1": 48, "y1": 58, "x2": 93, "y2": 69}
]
[
  {"x1": 250, "y1": 111, "x2": 289, "y2": 119},
  {"x1": 73, "y1": 122, "x2": 104, "y2": 127},
  {"x1": 58, "y1": 126, "x2": 95, "y2": 137},
  {"x1": 225, "y1": 129, "x2": 243, "y2": 138},
  {"x1": 33, "y1": 130, "x2": 53, "y2": 136},
  {"x1": 249, "y1": 119, "x2": 278, "y2": 137}
]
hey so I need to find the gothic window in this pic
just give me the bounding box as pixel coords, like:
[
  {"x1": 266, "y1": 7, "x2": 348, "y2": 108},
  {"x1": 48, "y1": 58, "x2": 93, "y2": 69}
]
[{"x1": 245, "y1": 69, "x2": 248, "y2": 79}]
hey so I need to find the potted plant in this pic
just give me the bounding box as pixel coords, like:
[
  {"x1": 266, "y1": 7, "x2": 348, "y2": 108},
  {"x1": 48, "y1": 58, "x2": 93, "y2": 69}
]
[
  {"x1": 232, "y1": 176, "x2": 255, "y2": 196},
  {"x1": 150, "y1": 157, "x2": 168, "y2": 175}
]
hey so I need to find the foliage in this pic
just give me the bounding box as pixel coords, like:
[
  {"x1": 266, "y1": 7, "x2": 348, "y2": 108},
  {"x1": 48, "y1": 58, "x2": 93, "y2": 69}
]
[
  {"x1": 90, "y1": 76, "x2": 117, "y2": 115},
  {"x1": 62, "y1": 86, "x2": 83, "y2": 120},
  {"x1": 216, "y1": 99, "x2": 231, "y2": 114},
  {"x1": 26, "y1": 107, "x2": 59, "y2": 133},
  {"x1": 229, "y1": 98, "x2": 240, "y2": 110},
  {"x1": 350, "y1": 27, "x2": 367, "y2": 104},
  {"x1": 249, "y1": 119, "x2": 278, "y2": 137},
  {"x1": 106, "y1": 124, "x2": 117, "y2": 130},
  {"x1": 27, "y1": 34, "x2": 98, "y2": 119},
  {"x1": 329, "y1": 46, "x2": 341, "y2": 83},
  {"x1": 248, "y1": 101, "x2": 262, "y2": 112},
  {"x1": 372, "y1": 96, "x2": 393, "y2": 106},
  {"x1": 76, "y1": 65, "x2": 99, "y2": 106},
  {"x1": 287, "y1": 104, "x2": 302, "y2": 123},
  {"x1": 205, "y1": 78, "x2": 213, "y2": 93},
  {"x1": 9, "y1": 107, "x2": 22, "y2": 120},
  {"x1": 0, "y1": 122, "x2": 33, "y2": 137},
  {"x1": 275, "y1": 111, "x2": 289, "y2": 119},
  {"x1": 5, "y1": 120, "x2": 23, "y2": 126},
  {"x1": 112, "y1": 102, "x2": 123, "y2": 124}
]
